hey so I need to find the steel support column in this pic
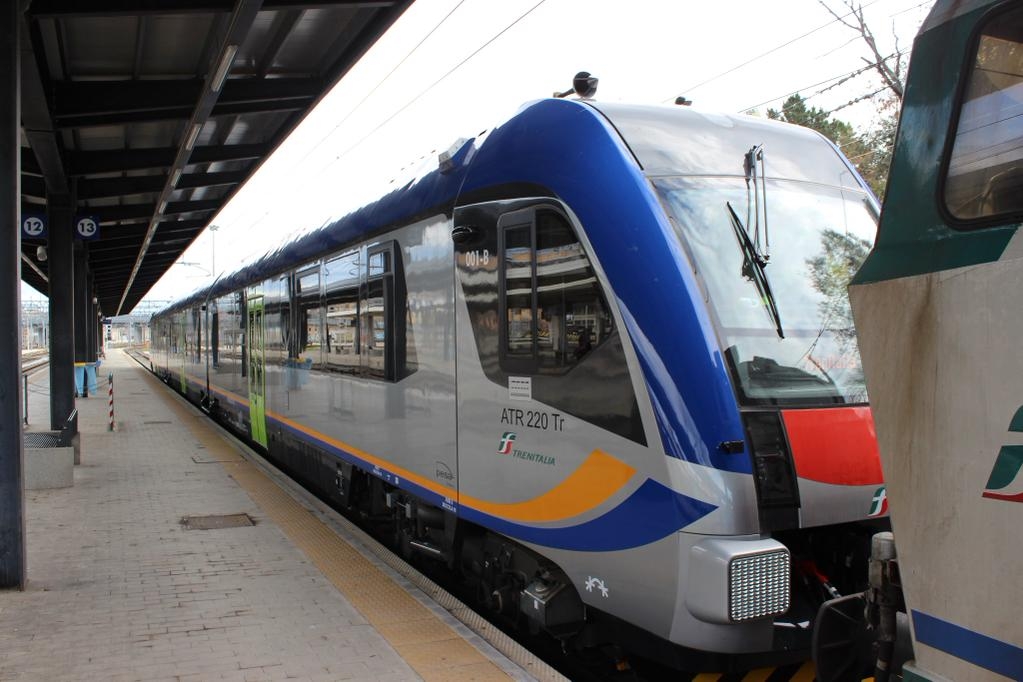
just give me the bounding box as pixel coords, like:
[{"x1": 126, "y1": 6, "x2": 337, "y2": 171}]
[
  {"x1": 73, "y1": 241, "x2": 89, "y2": 364},
  {"x1": 48, "y1": 199, "x2": 75, "y2": 429},
  {"x1": 0, "y1": 0, "x2": 25, "y2": 590},
  {"x1": 87, "y1": 272, "x2": 97, "y2": 362}
]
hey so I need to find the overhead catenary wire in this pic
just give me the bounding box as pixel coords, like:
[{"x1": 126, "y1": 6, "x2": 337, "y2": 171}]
[
  {"x1": 316, "y1": 0, "x2": 549, "y2": 176},
  {"x1": 662, "y1": 0, "x2": 888, "y2": 102},
  {"x1": 295, "y1": 0, "x2": 470, "y2": 168},
  {"x1": 826, "y1": 85, "x2": 890, "y2": 115},
  {"x1": 889, "y1": 0, "x2": 935, "y2": 18},
  {"x1": 218, "y1": 0, "x2": 547, "y2": 249},
  {"x1": 738, "y1": 52, "x2": 898, "y2": 113}
]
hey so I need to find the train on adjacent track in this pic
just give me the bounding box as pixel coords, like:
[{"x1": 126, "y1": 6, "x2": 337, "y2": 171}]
[
  {"x1": 151, "y1": 93, "x2": 887, "y2": 671},
  {"x1": 813, "y1": 1, "x2": 1023, "y2": 680}
]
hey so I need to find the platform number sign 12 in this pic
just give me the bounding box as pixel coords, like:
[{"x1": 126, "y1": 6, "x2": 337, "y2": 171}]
[
  {"x1": 21, "y1": 214, "x2": 47, "y2": 239},
  {"x1": 75, "y1": 215, "x2": 100, "y2": 241}
]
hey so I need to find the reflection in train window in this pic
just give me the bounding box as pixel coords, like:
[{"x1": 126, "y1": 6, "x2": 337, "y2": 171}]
[
  {"x1": 499, "y1": 208, "x2": 613, "y2": 374},
  {"x1": 325, "y1": 290, "x2": 359, "y2": 373},
  {"x1": 504, "y1": 224, "x2": 534, "y2": 359}
]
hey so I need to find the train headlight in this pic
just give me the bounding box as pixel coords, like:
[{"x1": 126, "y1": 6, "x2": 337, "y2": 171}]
[
  {"x1": 729, "y1": 549, "x2": 790, "y2": 622},
  {"x1": 687, "y1": 538, "x2": 790, "y2": 624}
]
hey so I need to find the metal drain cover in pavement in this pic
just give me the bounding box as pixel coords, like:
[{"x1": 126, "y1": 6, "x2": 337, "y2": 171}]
[{"x1": 181, "y1": 513, "x2": 254, "y2": 530}]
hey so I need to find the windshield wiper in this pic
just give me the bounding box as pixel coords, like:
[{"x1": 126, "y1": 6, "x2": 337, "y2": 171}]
[{"x1": 727, "y1": 201, "x2": 784, "y2": 339}]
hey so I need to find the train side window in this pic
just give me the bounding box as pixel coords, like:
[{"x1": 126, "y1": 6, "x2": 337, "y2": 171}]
[
  {"x1": 324, "y1": 250, "x2": 360, "y2": 375},
  {"x1": 499, "y1": 208, "x2": 613, "y2": 374},
  {"x1": 361, "y1": 243, "x2": 394, "y2": 380},
  {"x1": 943, "y1": 4, "x2": 1023, "y2": 224},
  {"x1": 297, "y1": 264, "x2": 323, "y2": 366}
]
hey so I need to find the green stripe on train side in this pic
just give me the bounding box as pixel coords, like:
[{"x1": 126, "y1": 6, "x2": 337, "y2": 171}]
[{"x1": 852, "y1": 3, "x2": 1017, "y2": 285}]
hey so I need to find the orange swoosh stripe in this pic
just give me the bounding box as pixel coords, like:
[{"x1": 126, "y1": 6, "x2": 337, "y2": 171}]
[
  {"x1": 185, "y1": 371, "x2": 636, "y2": 523},
  {"x1": 458, "y1": 449, "x2": 636, "y2": 522}
]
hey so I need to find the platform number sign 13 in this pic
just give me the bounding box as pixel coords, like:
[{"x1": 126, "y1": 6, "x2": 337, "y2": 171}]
[
  {"x1": 75, "y1": 215, "x2": 100, "y2": 241},
  {"x1": 21, "y1": 214, "x2": 46, "y2": 239}
]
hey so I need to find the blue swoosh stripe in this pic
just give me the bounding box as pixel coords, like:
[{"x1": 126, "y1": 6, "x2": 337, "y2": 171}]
[
  {"x1": 912, "y1": 610, "x2": 1023, "y2": 679},
  {"x1": 459, "y1": 478, "x2": 717, "y2": 551}
]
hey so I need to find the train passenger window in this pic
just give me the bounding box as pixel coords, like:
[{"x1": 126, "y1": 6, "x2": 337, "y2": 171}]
[
  {"x1": 298, "y1": 268, "x2": 321, "y2": 296},
  {"x1": 499, "y1": 208, "x2": 613, "y2": 374},
  {"x1": 944, "y1": 5, "x2": 1023, "y2": 223},
  {"x1": 324, "y1": 284, "x2": 359, "y2": 374},
  {"x1": 323, "y1": 251, "x2": 360, "y2": 373},
  {"x1": 316, "y1": 242, "x2": 408, "y2": 382},
  {"x1": 297, "y1": 265, "x2": 323, "y2": 365},
  {"x1": 361, "y1": 243, "x2": 394, "y2": 380},
  {"x1": 368, "y1": 250, "x2": 389, "y2": 277},
  {"x1": 324, "y1": 251, "x2": 360, "y2": 289}
]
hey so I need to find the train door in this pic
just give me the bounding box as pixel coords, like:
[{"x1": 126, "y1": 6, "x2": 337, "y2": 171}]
[
  {"x1": 453, "y1": 199, "x2": 641, "y2": 528},
  {"x1": 246, "y1": 292, "x2": 268, "y2": 448}
]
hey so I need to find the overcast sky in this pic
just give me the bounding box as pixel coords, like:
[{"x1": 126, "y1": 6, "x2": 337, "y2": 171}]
[{"x1": 23, "y1": 0, "x2": 935, "y2": 308}]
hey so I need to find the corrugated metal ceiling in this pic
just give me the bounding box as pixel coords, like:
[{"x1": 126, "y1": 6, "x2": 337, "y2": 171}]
[{"x1": 19, "y1": 0, "x2": 413, "y2": 314}]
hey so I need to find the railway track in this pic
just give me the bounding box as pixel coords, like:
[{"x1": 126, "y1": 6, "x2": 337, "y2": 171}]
[{"x1": 21, "y1": 350, "x2": 48, "y2": 374}]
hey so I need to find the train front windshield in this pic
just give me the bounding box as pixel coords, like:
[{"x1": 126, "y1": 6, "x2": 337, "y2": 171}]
[{"x1": 655, "y1": 177, "x2": 877, "y2": 406}]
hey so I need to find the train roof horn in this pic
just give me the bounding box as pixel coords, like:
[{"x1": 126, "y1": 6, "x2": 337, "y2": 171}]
[{"x1": 554, "y1": 71, "x2": 598, "y2": 99}]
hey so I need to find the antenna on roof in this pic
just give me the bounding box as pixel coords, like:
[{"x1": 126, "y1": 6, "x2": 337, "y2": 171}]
[{"x1": 554, "y1": 71, "x2": 598, "y2": 99}]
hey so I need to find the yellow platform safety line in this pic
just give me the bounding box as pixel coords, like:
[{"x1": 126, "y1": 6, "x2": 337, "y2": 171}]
[
  {"x1": 142, "y1": 367, "x2": 514, "y2": 682},
  {"x1": 690, "y1": 660, "x2": 874, "y2": 681},
  {"x1": 792, "y1": 660, "x2": 816, "y2": 682},
  {"x1": 743, "y1": 668, "x2": 775, "y2": 682}
]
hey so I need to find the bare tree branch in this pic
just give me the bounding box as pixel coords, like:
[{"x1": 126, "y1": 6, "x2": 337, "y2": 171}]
[{"x1": 818, "y1": 0, "x2": 905, "y2": 100}]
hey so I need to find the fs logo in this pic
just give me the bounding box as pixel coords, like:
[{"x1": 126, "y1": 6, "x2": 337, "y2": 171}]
[
  {"x1": 868, "y1": 486, "x2": 888, "y2": 517},
  {"x1": 983, "y1": 406, "x2": 1023, "y2": 503},
  {"x1": 497, "y1": 432, "x2": 517, "y2": 455}
]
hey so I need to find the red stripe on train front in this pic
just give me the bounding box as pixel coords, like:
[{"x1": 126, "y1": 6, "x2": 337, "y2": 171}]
[{"x1": 781, "y1": 407, "x2": 883, "y2": 486}]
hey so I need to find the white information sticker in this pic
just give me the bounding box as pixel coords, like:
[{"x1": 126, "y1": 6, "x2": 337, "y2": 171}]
[{"x1": 508, "y1": 376, "x2": 532, "y2": 401}]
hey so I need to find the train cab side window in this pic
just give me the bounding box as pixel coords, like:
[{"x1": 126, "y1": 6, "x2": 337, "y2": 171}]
[
  {"x1": 499, "y1": 208, "x2": 613, "y2": 375},
  {"x1": 943, "y1": 5, "x2": 1023, "y2": 223}
]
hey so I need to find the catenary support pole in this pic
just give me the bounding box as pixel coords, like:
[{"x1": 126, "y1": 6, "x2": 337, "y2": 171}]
[{"x1": 0, "y1": 0, "x2": 26, "y2": 590}]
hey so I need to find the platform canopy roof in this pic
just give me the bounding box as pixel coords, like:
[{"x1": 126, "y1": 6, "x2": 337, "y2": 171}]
[{"x1": 19, "y1": 0, "x2": 413, "y2": 315}]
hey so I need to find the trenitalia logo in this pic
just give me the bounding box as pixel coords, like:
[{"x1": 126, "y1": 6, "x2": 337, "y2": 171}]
[
  {"x1": 498, "y1": 432, "x2": 517, "y2": 455},
  {"x1": 868, "y1": 486, "x2": 888, "y2": 517},
  {"x1": 983, "y1": 407, "x2": 1023, "y2": 502}
]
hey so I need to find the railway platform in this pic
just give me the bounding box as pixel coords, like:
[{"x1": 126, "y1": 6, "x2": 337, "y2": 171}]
[{"x1": 3, "y1": 349, "x2": 559, "y2": 681}]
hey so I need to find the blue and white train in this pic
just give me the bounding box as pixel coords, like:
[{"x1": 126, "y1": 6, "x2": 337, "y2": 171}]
[{"x1": 151, "y1": 95, "x2": 885, "y2": 670}]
